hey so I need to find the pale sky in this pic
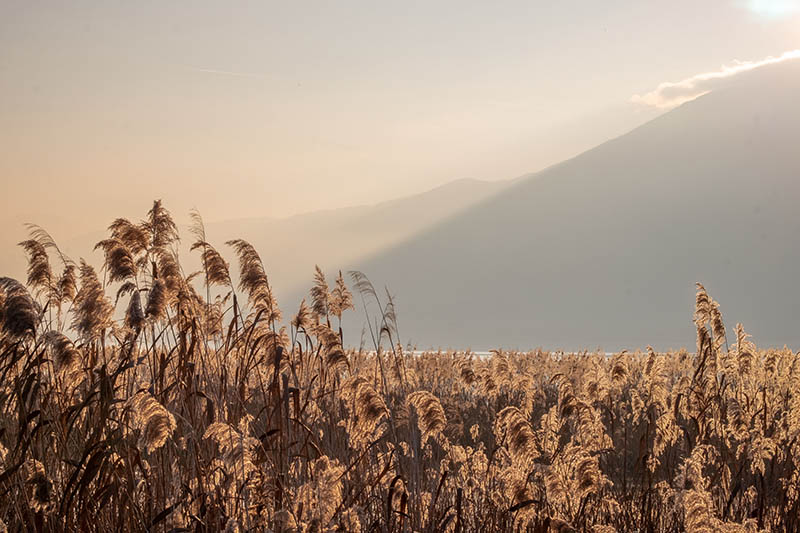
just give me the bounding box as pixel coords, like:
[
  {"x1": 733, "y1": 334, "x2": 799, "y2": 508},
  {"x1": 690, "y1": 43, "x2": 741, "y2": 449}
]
[{"x1": 2, "y1": 1, "x2": 800, "y2": 236}]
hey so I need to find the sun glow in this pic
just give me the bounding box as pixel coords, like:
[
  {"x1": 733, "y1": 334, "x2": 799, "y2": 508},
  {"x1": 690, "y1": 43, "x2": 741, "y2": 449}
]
[{"x1": 748, "y1": 0, "x2": 800, "y2": 17}]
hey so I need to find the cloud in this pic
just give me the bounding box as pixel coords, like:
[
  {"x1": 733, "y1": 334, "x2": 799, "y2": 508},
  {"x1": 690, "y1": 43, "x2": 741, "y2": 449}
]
[{"x1": 631, "y1": 49, "x2": 800, "y2": 108}]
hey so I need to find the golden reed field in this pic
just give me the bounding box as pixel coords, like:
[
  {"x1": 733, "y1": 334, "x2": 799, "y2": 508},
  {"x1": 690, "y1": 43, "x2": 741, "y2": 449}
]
[{"x1": 0, "y1": 201, "x2": 797, "y2": 532}]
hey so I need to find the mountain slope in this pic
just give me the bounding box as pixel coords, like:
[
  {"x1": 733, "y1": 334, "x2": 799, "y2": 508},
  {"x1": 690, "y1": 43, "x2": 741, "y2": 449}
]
[{"x1": 350, "y1": 60, "x2": 800, "y2": 351}]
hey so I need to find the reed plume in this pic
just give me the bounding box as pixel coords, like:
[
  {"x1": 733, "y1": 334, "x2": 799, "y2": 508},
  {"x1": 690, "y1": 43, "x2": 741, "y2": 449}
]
[
  {"x1": 190, "y1": 210, "x2": 232, "y2": 288},
  {"x1": 227, "y1": 239, "x2": 281, "y2": 323},
  {"x1": 125, "y1": 289, "x2": 145, "y2": 331},
  {"x1": 44, "y1": 331, "x2": 81, "y2": 376},
  {"x1": 495, "y1": 406, "x2": 538, "y2": 466},
  {"x1": 71, "y1": 260, "x2": 113, "y2": 342},
  {"x1": 0, "y1": 277, "x2": 39, "y2": 338},
  {"x1": 310, "y1": 265, "x2": 330, "y2": 317},
  {"x1": 108, "y1": 217, "x2": 149, "y2": 258},
  {"x1": 95, "y1": 238, "x2": 138, "y2": 283},
  {"x1": 18, "y1": 237, "x2": 52, "y2": 298},
  {"x1": 143, "y1": 199, "x2": 179, "y2": 251},
  {"x1": 203, "y1": 421, "x2": 259, "y2": 479},
  {"x1": 130, "y1": 391, "x2": 176, "y2": 453},
  {"x1": 329, "y1": 270, "x2": 354, "y2": 320},
  {"x1": 408, "y1": 390, "x2": 447, "y2": 445},
  {"x1": 145, "y1": 278, "x2": 167, "y2": 320}
]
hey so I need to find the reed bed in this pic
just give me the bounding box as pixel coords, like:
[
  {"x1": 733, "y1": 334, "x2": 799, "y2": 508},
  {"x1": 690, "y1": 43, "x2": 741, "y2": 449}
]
[{"x1": 0, "y1": 201, "x2": 797, "y2": 532}]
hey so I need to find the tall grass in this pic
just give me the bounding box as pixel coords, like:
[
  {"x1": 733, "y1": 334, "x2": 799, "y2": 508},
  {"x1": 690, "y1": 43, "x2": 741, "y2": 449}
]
[{"x1": 0, "y1": 201, "x2": 797, "y2": 532}]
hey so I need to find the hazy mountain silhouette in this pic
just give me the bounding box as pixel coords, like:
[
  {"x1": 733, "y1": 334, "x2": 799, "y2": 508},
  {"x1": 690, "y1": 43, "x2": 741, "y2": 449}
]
[
  {"x1": 346, "y1": 60, "x2": 800, "y2": 351},
  {"x1": 203, "y1": 177, "x2": 511, "y2": 299},
  {"x1": 0, "y1": 177, "x2": 510, "y2": 305}
]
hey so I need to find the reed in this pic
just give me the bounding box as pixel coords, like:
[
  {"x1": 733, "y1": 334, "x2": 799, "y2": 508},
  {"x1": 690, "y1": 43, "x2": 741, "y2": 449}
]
[{"x1": 0, "y1": 201, "x2": 796, "y2": 532}]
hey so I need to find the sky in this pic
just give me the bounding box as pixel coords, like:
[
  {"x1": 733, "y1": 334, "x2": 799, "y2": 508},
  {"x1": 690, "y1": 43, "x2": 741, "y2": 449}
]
[{"x1": 1, "y1": 0, "x2": 800, "y2": 238}]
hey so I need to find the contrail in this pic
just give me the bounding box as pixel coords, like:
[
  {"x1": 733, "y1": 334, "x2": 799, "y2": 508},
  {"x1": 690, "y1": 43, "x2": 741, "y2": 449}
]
[{"x1": 184, "y1": 66, "x2": 269, "y2": 80}]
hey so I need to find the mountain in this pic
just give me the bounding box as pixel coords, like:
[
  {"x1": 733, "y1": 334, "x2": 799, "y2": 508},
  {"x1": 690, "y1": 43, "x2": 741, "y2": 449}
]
[{"x1": 346, "y1": 60, "x2": 800, "y2": 351}]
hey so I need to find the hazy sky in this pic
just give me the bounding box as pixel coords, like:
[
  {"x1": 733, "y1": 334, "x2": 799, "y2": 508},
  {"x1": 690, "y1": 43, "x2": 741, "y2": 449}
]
[{"x1": 2, "y1": 0, "x2": 800, "y2": 235}]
